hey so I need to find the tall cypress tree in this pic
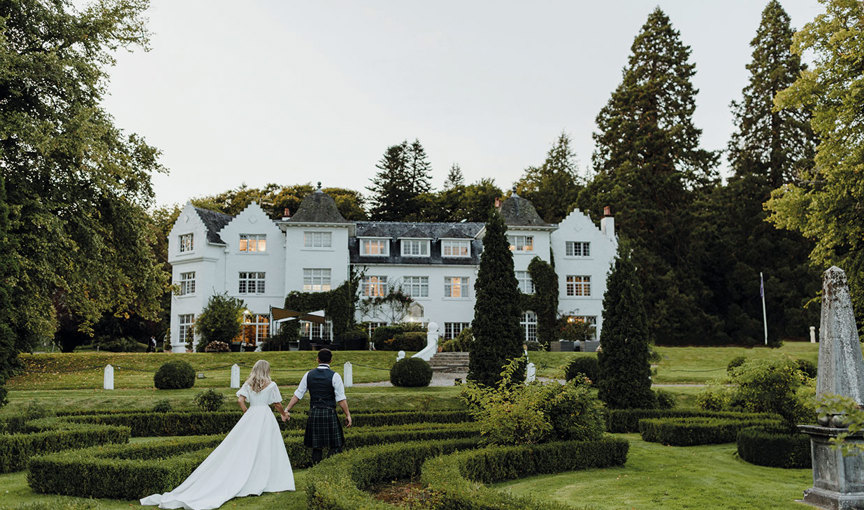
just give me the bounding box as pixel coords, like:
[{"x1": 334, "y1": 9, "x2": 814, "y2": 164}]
[
  {"x1": 0, "y1": 174, "x2": 19, "y2": 407},
  {"x1": 697, "y1": 0, "x2": 819, "y2": 344},
  {"x1": 597, "y1": 250, "x2": 656, "y2": 409},
  {"x1": 577, "y1": 8, "x2": 718, "y2": 345},
  {"x1": 468, "y1": 209, "x2": 524, "y2": 387}
]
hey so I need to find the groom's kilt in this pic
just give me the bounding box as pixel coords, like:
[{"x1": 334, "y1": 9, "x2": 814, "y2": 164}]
[{"x1": 304, "y1": 407, "x2": 344, "y2": 449}]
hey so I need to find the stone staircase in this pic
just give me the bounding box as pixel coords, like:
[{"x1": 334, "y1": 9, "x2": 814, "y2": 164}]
[{"x1": 428, "y1": 352, "x2": 470, "y2": 373}]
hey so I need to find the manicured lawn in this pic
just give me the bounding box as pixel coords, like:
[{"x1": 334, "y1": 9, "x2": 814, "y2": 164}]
[{"x1": 495, "y1": 434, "x2": 812, "y2": 509}]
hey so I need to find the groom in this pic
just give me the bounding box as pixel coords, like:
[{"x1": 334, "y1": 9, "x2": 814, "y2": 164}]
[{"x1": 284, "y1": 348, "x2": 352, "y2": 465}]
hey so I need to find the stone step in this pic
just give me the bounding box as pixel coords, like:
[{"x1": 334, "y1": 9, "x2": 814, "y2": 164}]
[{"x1": 429, "y1": 352, "x2": 470, "y2": 373}]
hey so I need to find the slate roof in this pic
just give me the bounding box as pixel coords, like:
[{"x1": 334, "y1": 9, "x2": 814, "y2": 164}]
[
  {"x1": 194, "y1": 207, "x2": 233, "y2": 245},
  {"x1": 350, "y1": 221, "x2": 484, "y2": 266},
  {"x1": 498, "y1": 193, "x2": 549, "y2": 226},
  {"x1": 288, "y1": 190, "x2": 350, "y2": 223},
  {"x1": 354, "y1": 221, "x2": 484, "y2": 239}
]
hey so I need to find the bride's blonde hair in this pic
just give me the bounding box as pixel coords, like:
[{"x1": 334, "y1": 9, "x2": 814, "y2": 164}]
[{"x1": 244, "y1": 360, "x2": 272, "y2": 392}]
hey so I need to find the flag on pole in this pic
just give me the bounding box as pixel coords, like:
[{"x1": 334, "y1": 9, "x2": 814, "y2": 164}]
[
  {"x1": 760, "y1": 272, "x2": 768, "y2": 345},
  {"x1": 760, "y1": 275, "x2": 764, "y2": 298}
]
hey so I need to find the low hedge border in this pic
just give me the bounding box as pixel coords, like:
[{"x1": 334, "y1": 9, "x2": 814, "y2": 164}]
[
  {"x1": 0, "y1": 420, "x2": 130, "y2": 473},
  {"x1": 737, "y1": 427, "x2": 810, "y2": 468},
  {"x1": 28, "y1": 423, "x2": 481, "y2": 499},
  {"x1": 63, "y1": 409, "x2": 471, "y2": 437},
  {"x1": 0, "y1": 415, "x2": 28, "y2": 434},
  {"x1": 638, "y1": 417, "x2": 782, "y2": 446},
  {"x1": 421, "y1": 437, "x2": 630, "y2": 509},
  {"x1": 606, "y1": 409, "x2": 781, "y2": 433},
  {"x1": 305, "y1": 438, "x2": 481, "y2": 509}
]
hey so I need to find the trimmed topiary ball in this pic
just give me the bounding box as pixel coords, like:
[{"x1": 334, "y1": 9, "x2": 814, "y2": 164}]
[
  {"x1": 565, "y1": 356, "x2": 599, "y2": 384},
  {"x1": 390, "y1": 358, "x2": 433, "y2": 387},
  {"x1": 194, "y1": 388, "x2": 225, "y2": 411},
  {"x1": 727, "y1": 356, "x2": 747, "y2": 374},
  {"x1": 154, "y1": 360, "x2": 196, "y2": 389}
]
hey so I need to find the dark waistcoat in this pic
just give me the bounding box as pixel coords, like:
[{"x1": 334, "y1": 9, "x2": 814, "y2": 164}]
[{"x1": 308, "y1": 368, "x2": 337, "y2": 409}]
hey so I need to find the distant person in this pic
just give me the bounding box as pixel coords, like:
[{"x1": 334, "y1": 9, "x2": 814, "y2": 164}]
[
  {"x1": 140, "y1": 360, "x2": 294, "y2": 508},
  {"x1": 283, "y1": 348, "x2": 352, "y2": 465},
  {"x1": 147, "y1": 336, "x2": 156, "y2": 353}
]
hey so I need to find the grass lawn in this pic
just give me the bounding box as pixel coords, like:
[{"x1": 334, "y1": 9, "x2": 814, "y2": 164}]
[{"x1": 495, "y1": 434, "x2": 811, "y2": 509}]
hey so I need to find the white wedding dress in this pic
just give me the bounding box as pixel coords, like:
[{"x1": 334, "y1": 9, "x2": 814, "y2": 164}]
[{"x1": 141, "y1": 381, "x2": 295, "y2": 510}]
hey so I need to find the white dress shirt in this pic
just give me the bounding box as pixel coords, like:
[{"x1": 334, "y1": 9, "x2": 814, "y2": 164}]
[{"x1": 293, "y1": 363, "x2": 347, "y2": 402}]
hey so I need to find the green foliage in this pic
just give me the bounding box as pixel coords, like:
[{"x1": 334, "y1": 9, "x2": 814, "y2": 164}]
[
  {"x1": 727, "y1": 356, "x2": 747, "y2": 374},
  {"x1": 639, "y1": 416, "x2": 782, "y2": 446},
  {"x1": 389, "y1": 358, "x2": 433, "y2": 387},
  {"x1": 814, "y1": 393, "x2": 864, "y2": 455},
  {"x1": 597, "y1": 251, "x2": 656, "y2": 409},
  {"x1": 194, "y1": 293, "x2": 245, "y2": 350},
  {"x1": 604, "y1": 409, "x2": 780, "y2": 433},
  {"x1": 461, "y1": 358, "x2": 604, "y2": 445},
  {"x1": 442, "y1": 327, "x2": 474, "y2": 352},
  {"x1": 525, "y1": 257, "x2": 558, "y2": 348},
  {"x1": 284, "y1": 277, "x2": 359, "y2": 338},
  {"x1": 152, "y1": 400, "x2": 172, "y2": 413},
  {"x1": 24, "y1": 400, "x2": 53, "y2": 421},
  {"x1": 367, "y1": 139, "x2": 433, "y2": 221},
  {"x1": 795, "y1": 358, "x2": 817, "y2": 379},
  {"x1": 768, "y1": 0, "x2": 864, "y2": 331},
  {"x1": 335, "y1": 329, "x2": 368, "y2": 350},
  {"x1": 0, "y1": 422, "x2": 129, "y2": 473},
  {"x1": 557, "y1": 318, "x2": 596, "y2": 343},
  {"x1": 514, "y1": 133, "x2": 583, "y2": 224},
  {"x1": 737, "y1": 427, "x2": 810, "y2": 468},
  {"x1": 371, "y1": 323, "x2": 424, "y2": 350},
  {"x1": 564, "y1": 356, "x2": 599, "y2": 384},
  {"x1": 153, "y1": 361, "x2": 196, "y2": 390},
  {"x1": 193, "y1": 389, "x2": 224, "y2": 412},
  {"x1": 190, "y1": 182, "x2": 367, "y2": 220},
  {"x1": 434, "y1": 175, "x2": 504, "y2": 222},
  {"x1": 0, "y1": 175, "x2": 18, "y2": 408},
  {"x1": 469, "y1": 209, "x2": 524, "y2": 387},
  {"x1": 2, "y1": 0, "x2": 167, "y2": 353},
  {"x1": 655, "y1": 390, "x2": 677, "y2": 410},
  {"x1": 96, "y1": 338, "x2": 148, "y2": 352}
]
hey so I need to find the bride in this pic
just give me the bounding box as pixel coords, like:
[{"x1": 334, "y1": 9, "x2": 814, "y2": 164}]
[{"x1": 141, "y1": 360, "x2": 295, "y2": 509}]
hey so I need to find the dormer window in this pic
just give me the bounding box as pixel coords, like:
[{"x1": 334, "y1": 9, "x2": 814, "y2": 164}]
[
  {"x1": 179, "y1": 233, "x2": 194, "y2": 253},
  {"x1": 401, "y1": 239, "x2": 430, "y2": 257},
  {"x1": 441, "y1": 239, "x2": 470, "y2": 258},
  {"x1": 360, "y1": 238, "x2": 389, "y2": 256},
  {"x1": 508, "y1": 235, "x2": 534, "y2": 253},
  {"x1": 239, "y1": 234, "x2": 266, "y2": 253}
]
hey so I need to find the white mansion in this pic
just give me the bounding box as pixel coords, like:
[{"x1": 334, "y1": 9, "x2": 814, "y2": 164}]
[{"x1": 167, "y1": 188, "x2": 617, "y2": 352}]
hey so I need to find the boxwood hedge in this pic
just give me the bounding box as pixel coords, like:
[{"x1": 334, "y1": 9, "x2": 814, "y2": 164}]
[
  {"x1": 737, "y1": 427, "x2": 810, "y2": 468},
  {"x1": 638, "y1": 417, "x2": 782, "y2": 446},
  {"x1": 605, "y1": 409, "x2": 781, "y2": 433},
  {"x1": 0, "y1": 420, "x2": 129, "y2": 473}
]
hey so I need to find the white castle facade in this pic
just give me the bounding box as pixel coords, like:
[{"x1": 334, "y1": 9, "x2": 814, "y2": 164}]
[{"x1": 167, "y1": 188, "x2": 617, "y2": 352}]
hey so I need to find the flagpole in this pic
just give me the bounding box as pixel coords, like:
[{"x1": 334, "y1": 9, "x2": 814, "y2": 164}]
[{"x1": 760, "y1": 272, "x2": 768, "y2": 346}]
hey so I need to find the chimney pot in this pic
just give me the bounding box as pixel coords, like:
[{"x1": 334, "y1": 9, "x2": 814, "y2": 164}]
[
  {"x1": 283, "y1": 208, "x2": 291, "y2": 219},
  {"x1": 603, "y1": 206, "x2": 612, "y2": 217},
  {"x1": 494, "y1": 197, "x2": 501, "y2": 208}
]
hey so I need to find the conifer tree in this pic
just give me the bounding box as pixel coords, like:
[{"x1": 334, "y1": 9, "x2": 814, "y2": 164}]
[
  {"x1": 443, "y1": 164, "x2": 465, "y2": 190},
  {"x1": 515, "y1": 133, "x2": 582, "y2": 223},
  {"x1": 469, "y1": 209, "x2": 524, "y2": 387},
  {"x1": 367, "y1": 140, "x2": 433, "y2": 221},
  {"x1": 577, "y1": 8, "x2": 718, "y2": 345},
  {"x1": 597, "y1": 250, "x2": 656, "y2": 409},
  {"x1": 406, "y1": 139, "x2": 433, "y2": 195}
]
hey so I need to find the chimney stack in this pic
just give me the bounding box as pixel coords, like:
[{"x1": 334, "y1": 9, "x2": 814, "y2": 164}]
[
  {"x1": 282, "y1": 208, "x2": 291, "y2": 220},
  {"x1": 603, "y1": 206, "x2": 612, "y2": 217},
  {"x1": 600, "y1": 205, "x2": 615, "y2": 239},
  {"x1": 494, "y1": 197, "x2": 501, "y2": 208}
]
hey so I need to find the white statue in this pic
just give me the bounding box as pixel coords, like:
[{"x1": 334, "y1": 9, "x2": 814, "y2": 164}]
[
  {"x1": 412, "y1": 321, "x2": 439, "y2": 362},
  {"x1": 397, "y1": 350, "x2": 406, "y2": 361}
]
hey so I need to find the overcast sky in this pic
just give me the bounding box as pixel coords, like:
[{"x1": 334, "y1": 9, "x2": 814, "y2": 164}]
[{"x1": 100, "y1": 0, "x2": 824, "y2": 208}]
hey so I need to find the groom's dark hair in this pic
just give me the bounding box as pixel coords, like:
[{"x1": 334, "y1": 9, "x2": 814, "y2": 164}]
[{"x1": 318, "y1": 348, "x2": 332, "y2": 364}]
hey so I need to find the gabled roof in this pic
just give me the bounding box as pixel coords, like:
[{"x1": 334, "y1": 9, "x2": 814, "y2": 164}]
[
  {"x1": 354, "y1": 222, "x2": 484, "y2": 240},
  {"x1": 398, "y1": 226, "x2": 431, "y2": 239},
  {"x1": 498, "y1": 193, "x2": 548, "y2": 226},
  {"x1": 438, "y1": 227, "x2": 473, "y2": 239},
  {"x1": 289, "y1": 190, "x2": 350, "y2": 223},
  {"x1": 194, "y1": 207, "x2": 233, "y2": 245}
]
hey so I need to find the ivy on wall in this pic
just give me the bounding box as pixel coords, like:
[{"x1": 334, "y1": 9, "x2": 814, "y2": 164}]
[
  {"x1": 283, "y1": 270, "x2": 362, "y2": 338},
  {"x1": 519, "y1": 256, "x2": 559, "y2": 347}
]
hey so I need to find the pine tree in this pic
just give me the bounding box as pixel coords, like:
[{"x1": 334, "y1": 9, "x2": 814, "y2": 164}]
[
  {"x1": 577, "y1": 8, "x2": 718, "y2": 345},
  {"x1": 469, "y1": 209, "x2": 524, "y2": 387},
  {"x1": 367, "y1": 140, "x2": 433, "y2": 221},
  {"x1": 406, "y1": 139, "x2": 433, "y2": 195},
  {"x1": 597, "y1": 250, "x2": 656, "y2": 409},
  {"x1": 515, "y1": 133, "x2": 582, "y2": 223},
  {"x1": 0, "y1": 174, "x2": 19, "y2": 407},
  {"x1": 443, "y1": 164, "x2": 465, "y2": 190}
]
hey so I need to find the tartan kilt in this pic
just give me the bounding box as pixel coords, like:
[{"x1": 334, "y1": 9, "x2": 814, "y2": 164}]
[{"x1": 304, "y1": 407, "x2": 344, "y2": 449}]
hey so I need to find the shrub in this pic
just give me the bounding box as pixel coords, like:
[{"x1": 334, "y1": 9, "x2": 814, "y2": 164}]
[
  {"x1": 638, "y1": 417, "x2": 782, "y2": 446},
  {"x1": 737, "y1": 427, "x2": 810, "y2": 468},
  {"x1": 441, "y1": 327, "x2": 474, "y2": 352},
  {"x1": 203, "y1": 341, "x2": 230, "y2": 353},
  {"x1": 390, "y1": 331, "x2": 426, "y2": 351},
  {"x1": 152, "y1": 400, "x2": 172, "y2": 413},
  {"x1": 795, "y1": 358, "x2": 817, "y2": 379},
  {"x1": 99, "y1": 337, "x2": 148, "y2": 352},
  {"x1": 0, "y1": 422, "x2": 129, "y2": 473},
  {"x1": 564, "y1": 356, "x2": 599, "y2": 383},
  {"x1": 153, "y1": 361, "x2": 196, "y2": 390},
  {"x1": 24, "y1": 400, "x2": 53, "y2": 420},
  {"x1": 336, "y1": 329, "x2": 368, "y2": 350},
  {"x1": 193, "y1": 389, "x2": 224, "y2": 412},
  {"x1": 605, "y1": 409, "x2": 781, "y2": 433},
  {"x1": 390, "y1": 358, "x2": 433, "y2": 387},
  {"x1": 194, "y1": 292, "x2": 245, "y2": 351},
  {"x1": 727, "y1": 355, "x2": 747, "y2": 374},
  {"x1": 372, "y1": 323, "x2": 424, "y2": 350},
  {"x1": 655, "y1": 389, "x2": 676, "y2": 409}
]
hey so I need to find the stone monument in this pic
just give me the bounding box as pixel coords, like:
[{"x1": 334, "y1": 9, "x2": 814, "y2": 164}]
[
  {"x1": 103, "y1": 364, "x2": 114, "y2": 390},
  {"x1": 800, "y1": 266, "x2": 864, "y2": 509},
  {"x1": 343, "y1": 362, "x2": 353, "y2": 388},
  {"x1": 230, "y1": 364, "x2": 240, "y2": 389},
  {"x1": 525, "y1": 362, "x2": 536, "y2": 383}
]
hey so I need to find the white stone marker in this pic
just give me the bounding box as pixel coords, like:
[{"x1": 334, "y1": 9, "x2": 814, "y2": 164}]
[
  {"x1": 344, "y1": 362, "x2": 353, "y2": 388},
  {"x1": 397, "y1": 350, "x2": 406, "y2": 361},
  {"x1": 526, "y1": 362, "x2": 536, "y2": 383},
  {"x1": 230, "y1": 364, "x2": 240, "y2": 389},
  {"x1": 103, "y1": 364, "x2": 114, "y2": 390},
  {"x1": 810, "y1": 326, "x2": 817, "y2": 344}
]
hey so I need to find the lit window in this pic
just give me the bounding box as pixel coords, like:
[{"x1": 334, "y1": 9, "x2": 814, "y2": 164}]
[
  {"x1": 508, "y1": 235, "x2": 534, "y2": 252},
  {"x1": 443, "y1": 322, "x2": 471, "y2": 340},
  {"x1": 304, "y1": 231, "x2": 332, "y2": 248},
  {"x1": 179, "y1": 314, "x2": 195, "y2": 344},
  {"x1": 401, "y1": 239, "x2": 429, "y2": 257},
  {"x1": 444, "y1": 277, "x2": 470, "y2": 298},
  {"x1": 515, "y1": 271, "x2": 534, "y2": 294},
  {"x1": 178, "y1": 271, "x2": 196, "y2": 295},
  {"x1": 239, "y1": 234, "x2": 266, "y2": 253},
  {"x1": 565, "y1": 241, "x2": 590, "y2": 257},
  {"x1": 566, "y1": 315, "x2": 598, "y2": 340},
  {"x1": 179, "y1": 233, "x2": 194, "y2": 253},
  {"x1": 361, "y1": 238, "x2": 389, "y2": 256},
  {"x1": 303, "y1": 268, "x2": 331, "y2": 292},
  {"x1": 363, "y1": 276, "x2": 388, "y2": 297},
  {"x1": 301, "y1": 319, "x2": 333, "y2": 341},
  {"x1": 566, "y1": 275, "x2": 591, "y2": 297},
  {"x1": 402, "y1": 276, "x2": 429, "y2": 298},
  {"x1": 242, "y1": 313, "x2": 270, "y2": 346},
  {"x1": 521, "y1": 311, "x2": 537, "y2": 342},
  {"x1": 239, "y1": 272, "x2": 266, "y2": 294},
  {"x1": 441, "y1": 240, "x2": 470, "y2": 257}
]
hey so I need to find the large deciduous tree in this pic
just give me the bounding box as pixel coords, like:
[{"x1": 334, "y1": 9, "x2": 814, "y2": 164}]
[
  {"x1": 1, "y1": 0, "x2": 167, "y2": 353},
  {"x1": 469, "y1": 209, "x2": 524, "y2": 387},
  {"x1": 577, "y1": 8, "x2": 718, "y2": 345},
  {"x1": 767, "y1": 0, "x2": 864, "y2": 329},
  {"x1": 515, "y1": 133, "x2": 582, "y2": 224},
  {"x1": 0, "y1": 175, "x2": 18, "y2": 407}
]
